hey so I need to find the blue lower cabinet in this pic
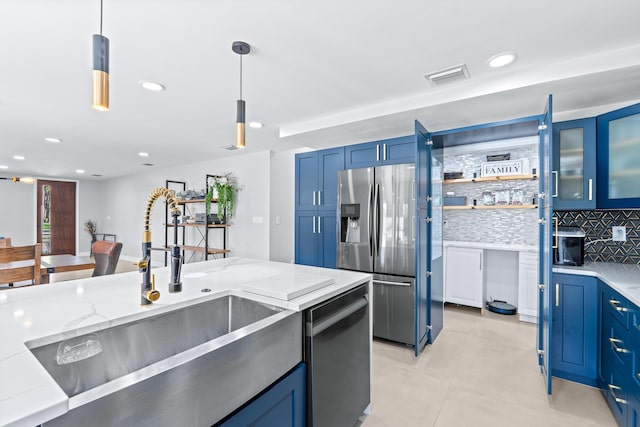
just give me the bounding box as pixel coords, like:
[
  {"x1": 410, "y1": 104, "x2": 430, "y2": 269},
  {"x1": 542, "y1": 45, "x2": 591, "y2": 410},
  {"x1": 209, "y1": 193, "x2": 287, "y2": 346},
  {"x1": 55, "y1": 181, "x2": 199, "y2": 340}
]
[
  {"x1": 295, "y1": 211, "x2": 337, "y2": 268},
  {"x1": 552, "y1": 273, "x2": 598, "y2": 386},
  {"x1": 218, "y1": 363, "x2": 306, "y2": 427}
]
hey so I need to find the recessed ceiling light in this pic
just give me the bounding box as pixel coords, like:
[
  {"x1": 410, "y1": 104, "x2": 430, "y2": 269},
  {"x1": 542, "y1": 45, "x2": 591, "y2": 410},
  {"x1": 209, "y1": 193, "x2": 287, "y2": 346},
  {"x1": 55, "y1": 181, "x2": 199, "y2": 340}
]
[
  {"x1": 139, "y1": 81, "x2": 165, "y2": 91},
  {"x1": 76, "y1": 169, "x2": 85, "y2": 174},
  {"x1": 44, "y1": 137, "x2": 62, "y2": 143},
  {"x1": 249, "y1": 122, "x2": 263, "y2": 129},
  {"x1": 138, "y1": 152, "x2": 150, "y2": 157},
  {"x1": 488, "y1": 52, "x2": 517, "y2": 68},
  {"x1": 13, "y1": 155, "x2": 25, "y2": 160},
  {"x1": 0, "y1": 165, "x2": 8, "y2": 169}
]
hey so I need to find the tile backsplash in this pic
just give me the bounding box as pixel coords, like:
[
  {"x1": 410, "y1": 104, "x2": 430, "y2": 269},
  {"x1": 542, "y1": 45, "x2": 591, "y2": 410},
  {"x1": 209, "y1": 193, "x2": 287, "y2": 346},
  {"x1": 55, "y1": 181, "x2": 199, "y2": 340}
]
[
  {"x1": 556, "y1": 210, "x2": 640, "y2": 264},
  {"x1": 443, "y1": 139, "x2": 539, "y2": 245}
]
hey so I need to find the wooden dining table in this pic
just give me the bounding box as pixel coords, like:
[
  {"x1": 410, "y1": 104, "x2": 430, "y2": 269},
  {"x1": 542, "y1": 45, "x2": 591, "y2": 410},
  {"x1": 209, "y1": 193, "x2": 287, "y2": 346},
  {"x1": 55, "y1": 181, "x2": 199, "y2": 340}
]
[{"x1": 40, "y1": 254, "x2": 96, "y2": 284}]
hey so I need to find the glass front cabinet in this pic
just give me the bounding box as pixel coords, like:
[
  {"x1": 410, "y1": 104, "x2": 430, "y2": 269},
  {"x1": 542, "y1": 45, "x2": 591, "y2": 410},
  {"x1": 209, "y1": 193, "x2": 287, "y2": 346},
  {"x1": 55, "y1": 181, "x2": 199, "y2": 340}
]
[
  {"x1": 552, "y1": 118, "x2": 596, "y2": 210},
  {"x1": 597, "y1": 102, "x2": 640, "y2": 209}
]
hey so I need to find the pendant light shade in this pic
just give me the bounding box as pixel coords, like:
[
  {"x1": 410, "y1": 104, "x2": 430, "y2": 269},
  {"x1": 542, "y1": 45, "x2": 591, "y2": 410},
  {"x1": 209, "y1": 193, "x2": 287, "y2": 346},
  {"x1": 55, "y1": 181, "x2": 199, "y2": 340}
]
[
  {"x1": 92, "y1": 34, "x2": 109, "y2": 111},
  {"x1": 92, "y1": 0, "x2": 109, "y2": 111},
  {"x1": 236, "y1": 99, "x2": 246, "y2": 148},
  {"x1": 232, "y1": 41, "x2": 250, "y2": 149}
]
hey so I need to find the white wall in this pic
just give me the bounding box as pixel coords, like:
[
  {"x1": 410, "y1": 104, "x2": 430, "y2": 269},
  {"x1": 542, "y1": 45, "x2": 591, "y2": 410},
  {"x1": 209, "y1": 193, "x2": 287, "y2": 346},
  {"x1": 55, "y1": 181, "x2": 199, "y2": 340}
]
[
  {"x1": 0, "y1": 182, "x2": 35, "y2": 246},
  {"x1": 99, "y1": 151, "x2": 272, "y2": 265},
  {"x1": 78, "y1": 180, "x2": 106, "y2": 254},
  {"x1": 269, "y1": 149, "x2": 297, "y2": 263}
]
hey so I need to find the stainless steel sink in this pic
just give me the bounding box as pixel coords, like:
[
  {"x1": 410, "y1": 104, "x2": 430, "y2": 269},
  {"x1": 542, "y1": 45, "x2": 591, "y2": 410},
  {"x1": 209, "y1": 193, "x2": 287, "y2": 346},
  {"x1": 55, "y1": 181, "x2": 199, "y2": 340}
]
[{"x1": 28, "y1": 295, "x2": 302, "y2": 427}]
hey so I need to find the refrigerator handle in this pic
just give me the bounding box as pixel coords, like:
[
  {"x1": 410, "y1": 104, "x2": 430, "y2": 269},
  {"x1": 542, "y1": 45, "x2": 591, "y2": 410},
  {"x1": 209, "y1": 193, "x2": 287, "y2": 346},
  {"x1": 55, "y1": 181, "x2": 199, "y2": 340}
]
[
  {"x1": 375, "y1": 183, "x2": 381, "y2": 254},
  {"x1": 368, "y1": 184, "x2": 374, "y2": 257}
]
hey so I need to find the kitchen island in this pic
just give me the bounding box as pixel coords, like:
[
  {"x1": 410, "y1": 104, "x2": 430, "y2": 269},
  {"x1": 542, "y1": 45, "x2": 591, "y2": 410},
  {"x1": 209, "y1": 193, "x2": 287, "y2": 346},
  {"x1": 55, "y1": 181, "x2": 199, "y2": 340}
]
[{"x1": 0, "y1": 257, "x2": 371, "y2": 427}]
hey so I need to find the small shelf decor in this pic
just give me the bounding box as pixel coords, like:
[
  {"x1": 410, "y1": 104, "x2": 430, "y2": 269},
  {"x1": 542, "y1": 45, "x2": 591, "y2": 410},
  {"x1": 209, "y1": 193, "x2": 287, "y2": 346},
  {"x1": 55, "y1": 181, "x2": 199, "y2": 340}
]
[{"x1": 205, "y1": 173, "x2": 237, "y2": 221}]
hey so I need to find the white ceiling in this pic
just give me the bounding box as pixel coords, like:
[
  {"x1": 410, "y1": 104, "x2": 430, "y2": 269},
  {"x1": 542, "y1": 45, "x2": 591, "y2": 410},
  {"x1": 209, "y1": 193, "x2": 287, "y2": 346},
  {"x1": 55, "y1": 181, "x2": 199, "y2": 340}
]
[{"x1": 1, "y1": 0, "x2": 640, "y2": 180}]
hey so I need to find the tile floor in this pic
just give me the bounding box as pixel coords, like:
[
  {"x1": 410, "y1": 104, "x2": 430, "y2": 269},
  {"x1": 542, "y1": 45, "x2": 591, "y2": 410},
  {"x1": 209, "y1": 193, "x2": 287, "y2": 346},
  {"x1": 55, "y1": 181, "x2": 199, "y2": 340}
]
[{"x1": 362, "y1": 305, "x2": 616, "y2": 427}]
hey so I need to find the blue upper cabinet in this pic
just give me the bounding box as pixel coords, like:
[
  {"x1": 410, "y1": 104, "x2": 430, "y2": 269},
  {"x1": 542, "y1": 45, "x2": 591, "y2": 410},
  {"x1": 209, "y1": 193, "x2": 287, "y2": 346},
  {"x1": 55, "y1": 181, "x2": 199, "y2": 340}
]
[
  {"x1": 596, "y1": 102, "x2": 640, "y2": 209},
  {"x1": 345, "y1": 136, "x2": 415, "y2": 169},
  {"x1": 295, "y1": 147, "x2": 344, "y2": 212},
  {"x1": 552, "y1": 118, "x2": 596, "y2": 210},
  {"x1": 295, "y1": 152, "x2": 319, "y2": 211}
]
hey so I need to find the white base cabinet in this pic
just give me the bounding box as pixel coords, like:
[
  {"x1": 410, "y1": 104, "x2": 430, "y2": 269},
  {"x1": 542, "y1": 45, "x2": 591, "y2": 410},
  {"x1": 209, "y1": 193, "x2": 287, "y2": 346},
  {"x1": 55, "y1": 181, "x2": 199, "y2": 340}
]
[
  {"x1": 517, "y1": 252, "x2": 539, "y2": 323},
  {"x1": 445, "y1": 247, "x2": 483, "y2": 308},
  {"x1": 443, "y1": 242, "x2": 538, "y2": 322}
]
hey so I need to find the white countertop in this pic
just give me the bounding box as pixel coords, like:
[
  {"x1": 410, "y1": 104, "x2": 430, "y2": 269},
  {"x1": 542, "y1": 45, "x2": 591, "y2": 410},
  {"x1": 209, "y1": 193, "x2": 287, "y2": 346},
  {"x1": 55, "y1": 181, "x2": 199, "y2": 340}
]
[
  {"x1": 0, "y1": 257, "x2": 371, "y2": 427},
  {"x1": 554, "y1": 261, "x2": 640, "y2": 307},
  {"x1": 444, "y1": 240, "x2": 538, "y2": 253}
]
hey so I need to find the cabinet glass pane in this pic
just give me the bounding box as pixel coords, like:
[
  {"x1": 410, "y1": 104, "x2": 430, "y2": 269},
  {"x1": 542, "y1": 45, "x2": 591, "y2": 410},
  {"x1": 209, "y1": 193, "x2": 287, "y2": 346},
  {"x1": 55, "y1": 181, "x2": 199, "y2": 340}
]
[
  {"x1": 609, "y1": 113, "x2": 640, "y2": 199},
  {"x1": 559, "y1": 128, "x2": 584, "y2": 201}
]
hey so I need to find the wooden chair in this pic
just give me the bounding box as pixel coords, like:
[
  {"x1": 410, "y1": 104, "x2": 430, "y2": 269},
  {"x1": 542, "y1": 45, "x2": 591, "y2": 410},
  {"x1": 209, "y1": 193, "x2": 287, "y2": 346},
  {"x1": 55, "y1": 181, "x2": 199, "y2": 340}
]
[
  {"x1": 0, "y1": 243, "x2": 42, "y2": 287},
  {"x1": 92, "y1": 241, "x2": 122, "y2": 276},
  {"x1": 0, "y1": 237, "x2": 11, "y2": 248}
]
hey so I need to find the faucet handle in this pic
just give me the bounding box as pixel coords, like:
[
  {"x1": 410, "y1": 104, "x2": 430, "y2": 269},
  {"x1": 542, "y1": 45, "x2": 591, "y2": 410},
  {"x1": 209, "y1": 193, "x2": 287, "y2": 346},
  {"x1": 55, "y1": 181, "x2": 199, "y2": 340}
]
[
  {"x1": 144, "y1": 274, "x2": 160, "y2": 302},
  {"x1": 134, "y1": 259, "x2": 148, "y2": 271}
]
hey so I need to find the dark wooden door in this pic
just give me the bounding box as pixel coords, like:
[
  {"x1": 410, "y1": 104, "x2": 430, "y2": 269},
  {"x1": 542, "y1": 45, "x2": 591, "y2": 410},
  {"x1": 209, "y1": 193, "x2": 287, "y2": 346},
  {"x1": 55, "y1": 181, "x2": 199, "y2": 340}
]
[{"x1": 37, "y1": 180, "x2": 76, "y2": 255}]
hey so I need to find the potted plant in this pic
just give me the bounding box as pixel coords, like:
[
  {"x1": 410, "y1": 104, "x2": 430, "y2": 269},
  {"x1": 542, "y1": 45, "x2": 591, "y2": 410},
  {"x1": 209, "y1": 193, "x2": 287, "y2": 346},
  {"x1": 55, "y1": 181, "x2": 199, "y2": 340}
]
[
  {"x1": 84, "y1": 219, "x2": 97, "y2": 253},
  {"x1": 205, "y1": 173, "x2": 237, "y2": 222}
]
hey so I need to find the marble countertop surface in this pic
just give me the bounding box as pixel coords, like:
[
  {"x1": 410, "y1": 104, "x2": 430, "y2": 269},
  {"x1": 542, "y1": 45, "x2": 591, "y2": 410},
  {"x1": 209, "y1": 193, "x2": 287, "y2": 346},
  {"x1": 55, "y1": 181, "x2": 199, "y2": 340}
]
[
  {"x1": 0, "y1": 257, "x2": 371, "y2": 427},
  {"x1": 554, "y1": 261, "x2": 640, "y2": 307}
]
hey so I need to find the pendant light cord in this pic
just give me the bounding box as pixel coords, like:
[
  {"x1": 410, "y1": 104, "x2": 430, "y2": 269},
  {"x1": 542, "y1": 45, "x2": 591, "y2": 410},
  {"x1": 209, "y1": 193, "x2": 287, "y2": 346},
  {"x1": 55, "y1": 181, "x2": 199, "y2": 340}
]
[
  {"x1": 99, "y1": 0, "x2": 103, "y2": 35},
  {"x1": 239, "y1": 55, "x2": 243, "y2": 101}
]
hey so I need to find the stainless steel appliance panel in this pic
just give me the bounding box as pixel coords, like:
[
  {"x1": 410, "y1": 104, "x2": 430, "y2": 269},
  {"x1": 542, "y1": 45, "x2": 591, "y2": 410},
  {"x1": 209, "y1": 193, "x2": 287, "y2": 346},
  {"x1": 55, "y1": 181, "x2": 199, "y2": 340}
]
[
  {"x1": 305, "y1": 284, "x2": 370, "y2": 427},
  {"x1": 337, "y1": 168, "x2": 374, "y2": 272},
  {"x1": 374, "y1": 164, "x2": 415, "y2": 277},
  {"x1": 372, "y1": 274, "x2": 415, "y2": 345}
]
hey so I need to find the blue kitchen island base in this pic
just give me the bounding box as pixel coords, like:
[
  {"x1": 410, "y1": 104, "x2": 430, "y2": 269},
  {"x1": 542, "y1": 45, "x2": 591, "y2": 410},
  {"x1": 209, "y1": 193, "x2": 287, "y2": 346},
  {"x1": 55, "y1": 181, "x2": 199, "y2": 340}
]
[{"x1": 217, "y1": 363, "x2": 306, "y2": 427}]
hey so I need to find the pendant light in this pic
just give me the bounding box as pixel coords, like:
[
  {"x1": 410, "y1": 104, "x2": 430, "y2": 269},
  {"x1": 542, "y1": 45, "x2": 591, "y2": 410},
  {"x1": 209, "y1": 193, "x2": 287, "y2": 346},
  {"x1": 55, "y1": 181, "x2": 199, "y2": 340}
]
[
  {"x1": 92, "y1": 0, "x2": 109, "y2": 111},
  {"x1": 0, "y1": 176, "x2": 36, "y2": 184},
  {"x1": 232, "y1": 41, "x2": 250, "y2": 149}
]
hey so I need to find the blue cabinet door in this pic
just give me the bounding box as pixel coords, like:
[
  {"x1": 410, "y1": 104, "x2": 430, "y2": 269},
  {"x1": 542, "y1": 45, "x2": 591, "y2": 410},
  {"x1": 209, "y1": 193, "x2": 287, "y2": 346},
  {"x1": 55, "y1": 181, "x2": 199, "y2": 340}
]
[
  {"x1": 382, "y1": 135, "x2": 415, "y2": 165},
  {"x1": 317, "y1": 147, "x2": 344, "y2": 211},
  {"x1": 597, "y1": 102, "x2": 640, "y2": 209},
  {"x1": 318, "y1": 211, "x2": 337, "y2": 269},
  {"x1": 295, "y1": 211, "x2": 319, "y2": 267},
  {"x1": 219, "y1": 363, "x2": 306, "y2": 427},
  {"x1": 345, "y1": 137, "x2": 415, "y2": 169},
  {"x1": 345, "y1": 141, "x2": 381, "y2": 168},
  {"x1": 295, "y1": 152, "x2": 319, "y2": 211},
  {"x1": 552, "y1": 118, "x2": 596, "y2": 210},
  {"x1": 551, "y1": 273, "x2": 598, "y2": 386},
  {"x1": 539, "y1": 95, "x2": 554, "y2": 395}
]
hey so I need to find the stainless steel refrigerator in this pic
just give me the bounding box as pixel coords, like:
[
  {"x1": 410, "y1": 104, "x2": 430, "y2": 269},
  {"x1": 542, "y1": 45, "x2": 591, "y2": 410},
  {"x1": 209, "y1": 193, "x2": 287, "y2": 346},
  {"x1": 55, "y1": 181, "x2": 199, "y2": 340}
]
[{"x1": 337, "y1": 164, "x2": 415, "y2": 345}]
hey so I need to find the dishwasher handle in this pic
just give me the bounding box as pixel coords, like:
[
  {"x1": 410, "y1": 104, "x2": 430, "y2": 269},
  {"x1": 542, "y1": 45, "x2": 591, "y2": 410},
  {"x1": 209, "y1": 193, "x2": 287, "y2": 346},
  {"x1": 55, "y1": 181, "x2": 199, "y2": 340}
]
[{"x1": 306, "y1": 296, "x2": 368, "y2": 337}]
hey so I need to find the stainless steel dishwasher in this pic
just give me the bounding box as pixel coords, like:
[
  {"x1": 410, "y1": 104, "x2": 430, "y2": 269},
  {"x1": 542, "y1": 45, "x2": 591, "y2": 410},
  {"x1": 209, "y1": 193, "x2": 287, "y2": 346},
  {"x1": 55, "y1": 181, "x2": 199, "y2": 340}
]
[{"x1": 304, "y1": 283, "x2": 370, "y2": 427}]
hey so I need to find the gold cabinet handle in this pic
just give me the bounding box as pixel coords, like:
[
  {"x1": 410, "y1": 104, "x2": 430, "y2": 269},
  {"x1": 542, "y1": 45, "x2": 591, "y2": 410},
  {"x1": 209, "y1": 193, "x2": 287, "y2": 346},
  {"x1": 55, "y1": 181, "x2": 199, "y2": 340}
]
[
  {"x1": 609, "y1": 299, "x2": 630, "y2": 312},
  {"x1": 609, "y1": 337, "x2": 630, "y2": 353},
  {"x1": 555, "y1": 283, "x2": 559, "y2": 307},
  {"x1": 553, "y1": 217, "x2": 558, "y2": 249},
  {"x1": 608, "y1": 384, "x2": 627, "y2": 404},
  {"x1": 588, "y1": 179, "x2": 593, "y2": 201}
]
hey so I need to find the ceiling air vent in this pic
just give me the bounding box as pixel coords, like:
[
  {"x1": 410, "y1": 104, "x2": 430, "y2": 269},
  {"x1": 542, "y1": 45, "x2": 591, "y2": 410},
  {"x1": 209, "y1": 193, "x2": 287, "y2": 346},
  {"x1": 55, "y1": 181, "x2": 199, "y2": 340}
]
[{"x1": 425, "y1": 64, "x2": 470, "y2": 87}]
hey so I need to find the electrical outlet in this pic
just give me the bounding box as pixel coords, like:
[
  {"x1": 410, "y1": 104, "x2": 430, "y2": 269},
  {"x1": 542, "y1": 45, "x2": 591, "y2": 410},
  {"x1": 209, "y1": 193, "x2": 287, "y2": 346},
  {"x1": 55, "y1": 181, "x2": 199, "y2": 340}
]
[{"x1": 612, "y1": 226, "x2": 627, "y2": 242}]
